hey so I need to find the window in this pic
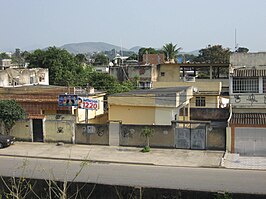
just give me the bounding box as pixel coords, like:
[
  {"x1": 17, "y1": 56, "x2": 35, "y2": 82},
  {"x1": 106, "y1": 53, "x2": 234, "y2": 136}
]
[
  {"x1": 195, "y1": 97, "x2": 206, "y2": 107},
  {"x1": 263, "y1": 78, "x2": 266, "y2": 93},
  {"x1": 160, "y1": 72, "x2": 165, "y2": 76},
  {"x1": 232, "y1": 77, "x2": 259, "y2": 93}
]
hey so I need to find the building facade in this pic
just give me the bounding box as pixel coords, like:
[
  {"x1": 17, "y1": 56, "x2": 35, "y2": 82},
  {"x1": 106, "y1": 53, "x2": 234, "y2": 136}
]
[{"x1": 227, "y1": 52, "x2": 266, "y2": 156}]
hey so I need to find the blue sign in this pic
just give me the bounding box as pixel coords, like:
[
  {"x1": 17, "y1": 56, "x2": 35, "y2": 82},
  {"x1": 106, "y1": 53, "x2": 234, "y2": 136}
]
[{"x1": 58, "y1": 95, "x2": 78, "y2": 107}]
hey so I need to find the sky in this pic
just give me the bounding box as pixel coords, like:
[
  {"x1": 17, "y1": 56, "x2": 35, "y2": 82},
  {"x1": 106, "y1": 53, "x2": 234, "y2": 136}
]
[{"x1": 1, "y1": 0, "x2": 266, "y2": 52}]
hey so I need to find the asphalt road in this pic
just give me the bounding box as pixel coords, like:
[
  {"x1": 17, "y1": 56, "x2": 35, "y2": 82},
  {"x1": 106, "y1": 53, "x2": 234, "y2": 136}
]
[{"x1": 0, "y1": 156, "x2": 266, "y2": 195}]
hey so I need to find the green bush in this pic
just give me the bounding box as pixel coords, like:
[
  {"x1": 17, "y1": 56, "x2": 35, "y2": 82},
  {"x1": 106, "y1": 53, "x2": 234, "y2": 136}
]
[{"x1": 141, "y1": 146, "x2": 150, "y2": 153}]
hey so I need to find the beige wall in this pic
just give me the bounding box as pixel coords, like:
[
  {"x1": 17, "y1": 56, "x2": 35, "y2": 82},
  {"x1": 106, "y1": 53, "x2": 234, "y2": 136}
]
[
  {"x1": 155, "y1": 107, "x2": 177, "y2": 125},
  {"x1": 157, "y1": 64, "x2": 180, "y2": 82},
  {"x1": 10, "y1": 120, "x2": 32, "y2": 141},
  {"x1": 153, "y1": 81, "x2": 221, "y2": 92},
  {"x1": 109, "y1": 105, "x2": 156, "y2": 125},
  {"x1": 44, "y1": 115, "x2": 75, "y2": 143},
  {"x1": 109, "y1": 95, "x2": 156, "y2": 107},
  {"x1": 190, "y1": 95, "x2": 219, "y2": 108}
]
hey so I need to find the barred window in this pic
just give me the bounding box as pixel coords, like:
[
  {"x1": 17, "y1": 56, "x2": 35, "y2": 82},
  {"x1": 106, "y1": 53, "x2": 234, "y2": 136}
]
[
  {"x1": 263, "y1": 78, "x2": 266, "y2": 93},
  {"x1": 232, "y1": 78, "x2": 259, "y2": 93},
  {"x1": 196, "y1": 97, "x2": 206, "y2": 107}
]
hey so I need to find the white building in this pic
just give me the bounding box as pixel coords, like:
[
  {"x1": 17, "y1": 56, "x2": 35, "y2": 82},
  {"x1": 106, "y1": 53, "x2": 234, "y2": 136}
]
[
  {"x1": 227, "y1": 52, "x2": 266, "y2": 156},
  {"x1": 0, "y1": 68, "x2": 49, "y2": 87}
]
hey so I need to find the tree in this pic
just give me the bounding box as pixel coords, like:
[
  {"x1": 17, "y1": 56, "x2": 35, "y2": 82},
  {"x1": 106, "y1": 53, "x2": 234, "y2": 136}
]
[
  {"x1": 140, "y1": 127, "x2": 154, "y2": 152},
  {"x1": 127, "y1": 53, "x2": 138, "y2": 61},
  {"x1": 138, "y1": 47, "x2": 159, "y2": 62},
  {"x1": 93, "y1": 53, "x2": 109, "y2": 65},
  {"x1": 26, "y1": 47, "x2": 83, "y2": 86},
  {"x1": 0, "y1": 52, "x2": 10, "y2": 59},
  {"x1": 0, "y1": 100, "x2": 26, "y2": 134},
  {"x1": 194, "y1": 45, "x2": 230, "y2": 63},
  {"x1": 162, "y1": 42, "x2": 182, "y2": 63},
  {"x1": 236, "y1": 47, "x2": 249, "y2": 53},
  {"x1": 75, "y1": 53, "x2": 87, "y2": 64}
]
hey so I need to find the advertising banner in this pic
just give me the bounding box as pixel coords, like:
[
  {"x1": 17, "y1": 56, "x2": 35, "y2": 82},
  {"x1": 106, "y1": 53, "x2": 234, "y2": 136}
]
[
  {"x1": 58, "y1": 95, "x2": 78, "y2": 107},
  {"x1": 78, "y1": 97, "x2": 99, "y2": 110}
]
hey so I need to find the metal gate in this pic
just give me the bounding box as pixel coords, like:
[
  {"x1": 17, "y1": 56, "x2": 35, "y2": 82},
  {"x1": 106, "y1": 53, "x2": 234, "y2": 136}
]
[
  {"x1": 235, "y1": 127, "x2": 266, "y2": 156},
  {"x1": 175, "y1": 127, "x2": 206, "y2": 149}
]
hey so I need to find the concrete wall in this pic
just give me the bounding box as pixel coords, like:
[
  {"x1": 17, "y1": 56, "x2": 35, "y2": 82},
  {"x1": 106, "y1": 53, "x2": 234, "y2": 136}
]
[
  {"x1": 230, "y1": 52, "x2": 266, "y2": 67},
  {"x1": 157, "y1": 64, "x2": 180, "y2": 82},
  {"x1": 120, "y1": 124, "x2": 175, "y2": 147},
  {"x1": 44, "y1": 114, "x2": 75, "y2": 143},
  {"x1": 190, "y1": 108, "x2": 230, "y2": 120},
  {"x1": 10, "y1": 119, "x2": 32, "y2": 141},
  {"x1": 207, "y1": 123, "x2": 226, "y2": 150},
  {"x1": 153, "y1": 81, "x2": 222, "y2": 92},
  {"x1": 75, "y1": 124, "x2": 109, "y2": 145}
]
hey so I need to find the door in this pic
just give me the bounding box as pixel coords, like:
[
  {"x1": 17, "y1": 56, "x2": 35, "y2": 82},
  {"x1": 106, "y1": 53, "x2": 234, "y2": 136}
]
[
  {"x1": 33, "y1": 119, "x2": 44, "y2": 142},
  {"x1": 235, "y1": 127, "x2": 266, "y2": 156}
]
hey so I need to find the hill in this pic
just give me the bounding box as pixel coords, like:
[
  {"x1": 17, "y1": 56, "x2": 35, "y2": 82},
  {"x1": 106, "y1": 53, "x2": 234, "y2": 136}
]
[{"x1": 60, "y1": 42, "x2": 128, "y2": 54}]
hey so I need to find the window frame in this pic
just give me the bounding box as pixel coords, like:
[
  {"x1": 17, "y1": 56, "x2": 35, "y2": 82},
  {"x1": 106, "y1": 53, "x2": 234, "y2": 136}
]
[
  {"x1": 195, "y1": 96, "x2": 206, "y2": 107},
  {"x1": 232, "y1": 77, "x2": 259, "y2": 93}
]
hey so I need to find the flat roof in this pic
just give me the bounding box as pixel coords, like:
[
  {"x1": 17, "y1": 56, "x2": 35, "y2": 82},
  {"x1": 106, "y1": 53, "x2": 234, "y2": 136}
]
[{"x1": 111, "y1": 87, "x2": 191, "y2": 97}]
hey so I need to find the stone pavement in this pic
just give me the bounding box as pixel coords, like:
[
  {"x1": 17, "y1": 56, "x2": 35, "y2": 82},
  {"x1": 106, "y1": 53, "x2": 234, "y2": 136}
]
[
  {"x1": 222, "y1": 152, "x2": 266, "y2": 170},
  {"x1": 0, "y1": 142, "x2": 223, "y2": 168}
]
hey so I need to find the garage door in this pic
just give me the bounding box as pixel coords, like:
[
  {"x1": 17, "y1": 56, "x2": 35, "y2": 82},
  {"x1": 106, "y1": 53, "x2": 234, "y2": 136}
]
[{"x1": 235, "y1": 127, "x2": 266, "y2": 156}]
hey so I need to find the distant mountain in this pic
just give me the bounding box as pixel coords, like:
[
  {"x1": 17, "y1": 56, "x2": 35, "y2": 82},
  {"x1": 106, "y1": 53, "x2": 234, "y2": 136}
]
[
  {"x1": 129, "y1": 46, "x2": 143, "y2": 53},
  {"x1": 179, "y1": 50, "x2": 200, "y2": 56},
  {"x1": 60, "y1": 42, "x2": 128, "y2": 54}
]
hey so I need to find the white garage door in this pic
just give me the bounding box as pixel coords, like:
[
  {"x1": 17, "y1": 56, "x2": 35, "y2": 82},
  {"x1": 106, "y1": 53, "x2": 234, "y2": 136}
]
[{"x1": 235, "y1": 127, "x2": 266, "y2": 156}]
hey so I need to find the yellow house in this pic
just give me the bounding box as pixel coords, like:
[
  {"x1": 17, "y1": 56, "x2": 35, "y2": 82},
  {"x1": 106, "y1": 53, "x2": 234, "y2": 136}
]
[
  {"x1": 155, "y1": 63, "x2": 229, "y2": 109},
  {"x1": 108, "y1": 87, "x2": 193, "y2": 125},
  {"x1": 153, "y1": 81, "x2": 222, "y2": 108}
]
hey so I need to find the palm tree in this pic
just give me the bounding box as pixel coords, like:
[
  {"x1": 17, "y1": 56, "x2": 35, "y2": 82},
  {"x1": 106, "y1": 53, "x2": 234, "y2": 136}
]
[{"x1": 162, "y1": 43, "x2": 182, "y2": 63}]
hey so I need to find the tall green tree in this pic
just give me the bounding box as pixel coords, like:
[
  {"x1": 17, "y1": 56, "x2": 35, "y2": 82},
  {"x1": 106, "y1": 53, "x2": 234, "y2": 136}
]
[
  {"x1": 26, "y1": 47, "x2": 83, "y2": 86},
  {"x1": 162, "y1": 42, "x2": 182, "y2": 62},
  {"x1": 194, "y1": 45, "x2": 230, "y2": 63},
  {"x1": 0, "y1": 100, "x2": 26, "y2": 134}
]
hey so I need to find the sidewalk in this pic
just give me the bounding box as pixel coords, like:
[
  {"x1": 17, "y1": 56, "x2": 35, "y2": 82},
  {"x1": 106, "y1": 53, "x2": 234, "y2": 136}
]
[
  {"x1": 222, "y1": 152, "x2": 266, "y2": 170},
  {"x1": 0, "y1": 142, "x2": 223, "y2": 168}
]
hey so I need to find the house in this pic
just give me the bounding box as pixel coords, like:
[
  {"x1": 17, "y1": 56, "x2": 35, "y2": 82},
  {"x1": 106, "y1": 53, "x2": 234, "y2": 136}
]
[
  {"x1": 108, "y1": 87, "x2": 193, "y2": 125},
  {"x1": 154, "y1": 63, "x2": 230, "y2": 150},
  {"x1": 109, "y1": 64, "x2": 158, "y2": 89},
  {"x1": 0, "y1": 85, "x2": 106, "y2": 143},
  {"x1": 227, "y1": 52, "x2": 266, "y2": 156},
  {"x1": 0, "y1": 68, "x2": 49, "y2": 87},
  {"x1": 108, "y1": 87, "x2": 217, "y2": 149}
]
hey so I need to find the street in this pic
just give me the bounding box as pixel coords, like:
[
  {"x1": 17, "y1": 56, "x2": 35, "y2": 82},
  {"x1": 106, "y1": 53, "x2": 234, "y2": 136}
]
[{"x1": 0, "y1": 156, "x2": 266, "y2": 195}]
